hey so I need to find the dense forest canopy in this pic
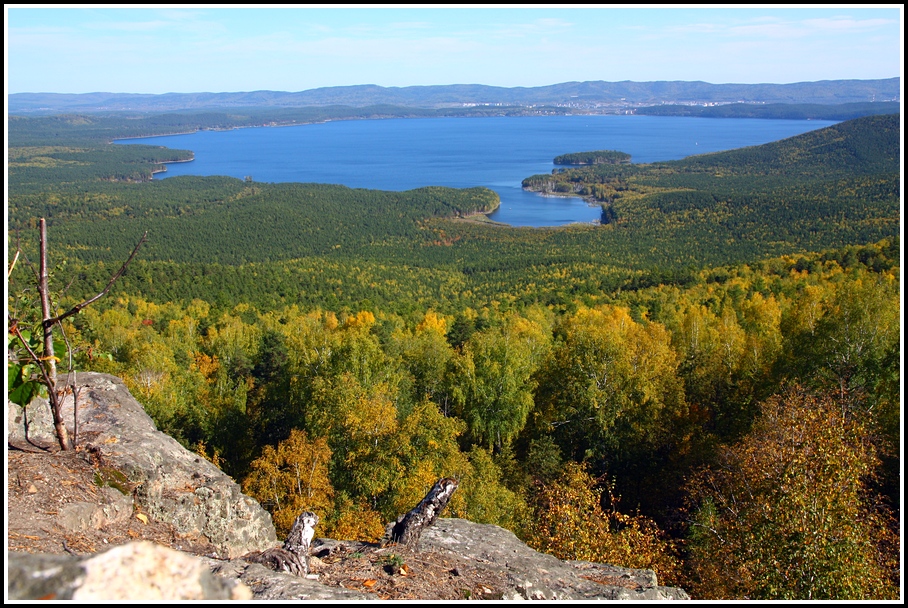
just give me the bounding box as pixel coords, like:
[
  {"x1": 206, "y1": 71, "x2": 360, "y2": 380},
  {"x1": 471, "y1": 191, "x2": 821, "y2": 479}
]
[{"x1": 6, "y1": 108, "x2": 901, "y2": 599}]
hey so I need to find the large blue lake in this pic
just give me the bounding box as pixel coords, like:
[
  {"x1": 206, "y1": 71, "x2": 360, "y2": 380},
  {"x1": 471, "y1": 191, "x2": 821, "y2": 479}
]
[{"x1": 119, "y1": 116, "x2": 835, "y2": 227}]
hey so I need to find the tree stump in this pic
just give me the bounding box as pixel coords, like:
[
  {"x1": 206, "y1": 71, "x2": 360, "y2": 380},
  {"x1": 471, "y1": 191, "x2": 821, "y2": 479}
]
[
  {"x1": 383, "y1": 478, "x2": 459, "y2": 548},
  {"x1": 244, "y1": 511, "x2": 319, "y2": 576}
]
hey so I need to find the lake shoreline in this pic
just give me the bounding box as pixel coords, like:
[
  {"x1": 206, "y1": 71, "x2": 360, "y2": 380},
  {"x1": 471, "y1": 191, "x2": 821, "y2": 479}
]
[
  {"x1": 519, "y1": 186, "x2": 607, "y2": 218},
  {"x1": 115, "y1": 115, "x2": 834, "y2": 228},
  {"x1": 151, "y1": 155, "x2": 196, "y2": 174}
]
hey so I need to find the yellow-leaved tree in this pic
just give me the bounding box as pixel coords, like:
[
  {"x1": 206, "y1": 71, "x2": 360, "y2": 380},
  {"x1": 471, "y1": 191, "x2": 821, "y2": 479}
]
[
  {"x1": 453, "y1": 311, "x2": 551, "y2": 450},
  {"x1": 242, "y1": 429, "x2": 334, "y2": 537},
  {"x1": 539, "y1": 305, "x2": 685, "y2": 461}
]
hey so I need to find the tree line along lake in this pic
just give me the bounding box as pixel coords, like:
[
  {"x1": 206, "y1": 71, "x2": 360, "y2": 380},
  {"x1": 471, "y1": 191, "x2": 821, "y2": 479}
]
[{"x1": 118, "y1": 115, "x2": 836, "y2": 227}]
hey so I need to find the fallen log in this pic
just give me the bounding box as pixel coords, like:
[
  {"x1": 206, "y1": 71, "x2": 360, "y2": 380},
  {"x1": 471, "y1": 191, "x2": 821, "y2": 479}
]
[{"x1": 383, "y1": 477, "x2": 458, "y2": 548}]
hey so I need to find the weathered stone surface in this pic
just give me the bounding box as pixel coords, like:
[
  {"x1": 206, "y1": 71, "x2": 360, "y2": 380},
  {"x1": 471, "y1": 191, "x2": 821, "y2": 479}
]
[
  {"x1": 8, "y1": 542, "x2": 251, "y2": 600},
  {"x1": 8, "y1": 373, "x2": 278, "y2": 558},
  {"x1": 7, "y1": 551, "x2": 85, "y2": 600},
  {"x1": 58, "y1": 486, "x2": 133, "y2": 533},
  {"x1": 8, "y1": 392, "x2": 57, "y2": 450},
  {"x1": 417, "y1": 518, "x2": 689, "y2": 600},
  {"x1": 208, "y1": 559, "x2": 375, "y2": 601}
]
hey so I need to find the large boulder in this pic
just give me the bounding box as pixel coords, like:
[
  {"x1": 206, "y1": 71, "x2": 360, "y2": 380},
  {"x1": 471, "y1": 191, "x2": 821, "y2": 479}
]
[
  {"x1": 7, "y1": 372, "x2": 277, "y2": 558},
  {"x1": 8, "y1": 541, "x2": 252, "y2": 600}
]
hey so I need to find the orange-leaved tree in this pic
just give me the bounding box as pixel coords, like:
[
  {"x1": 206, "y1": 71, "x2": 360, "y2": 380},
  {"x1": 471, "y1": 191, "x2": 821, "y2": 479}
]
[{"x1": 684, "y1": 387, "x2": 898, "y2": 599}]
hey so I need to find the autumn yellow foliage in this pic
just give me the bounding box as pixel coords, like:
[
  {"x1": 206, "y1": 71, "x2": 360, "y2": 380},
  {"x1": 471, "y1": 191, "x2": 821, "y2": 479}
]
[
  {"x1": 526, "y1": 462, "x2": 681, "y2": 586},
  {"x1": 242, "y1": 429, "x2": 335, "y2": 537}
]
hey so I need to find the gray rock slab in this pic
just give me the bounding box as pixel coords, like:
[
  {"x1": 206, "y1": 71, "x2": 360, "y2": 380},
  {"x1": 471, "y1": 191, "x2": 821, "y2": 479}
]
[
  {"x1": 209, "y1": 559, "x2": 376, "y2": 601},
  {"x1": 417, "y1": 518, "x2": 689, "y2": 600},
  {"x1": 58, "y1": 486, "x2": 133, "y2": 533},
  {"x1": 8, "y1": 394, "x2": 57, "y2": 450}
]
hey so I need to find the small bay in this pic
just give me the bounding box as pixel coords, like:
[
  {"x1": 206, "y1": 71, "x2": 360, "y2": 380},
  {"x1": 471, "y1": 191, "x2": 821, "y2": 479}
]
[{"x1": 118, "y1": 115, "x2": 835, "y2": 227}]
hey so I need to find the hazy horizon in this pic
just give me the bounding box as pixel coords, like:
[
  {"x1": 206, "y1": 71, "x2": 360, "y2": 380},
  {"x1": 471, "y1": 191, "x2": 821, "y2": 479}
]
[{"x1": 9, "y1": 75, "x2": 902, "y2": 98}]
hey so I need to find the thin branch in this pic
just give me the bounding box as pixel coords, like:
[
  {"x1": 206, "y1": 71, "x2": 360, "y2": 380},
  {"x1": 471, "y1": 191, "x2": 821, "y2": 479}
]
[
  {"x1": 9, "y1": 230, "x2": 41, "y2": 285},
  {"x1": 7, "y1": 249, "x2": 20, "y2": 278},
  {"x1": 62, "y1": 539, "x2": 79, "y2": 556},
  {"x1": 39, "y1": 220, "x2": 57, "y2": 380},
  {"x1": 686, "y1": 520, "x2": 725, "y2": 544},
  {"x1": 11, "y1": 324, "x2": 52, "y2": 387},
  {"x1": 37, "y1": 219, "x2": 72, "y2": 450},
  {"x1": 44, "y1": 231, "x2": 147, "y2": 328},
  {"x1": 550, "y1": 416, "x2": 596, "y2": 428},
  {"x1": 58, "y1": 275, "x2": 78, "y2": 300},
  {"x1": 6, "y1": 321, "x2": 55, "y2": 364}
]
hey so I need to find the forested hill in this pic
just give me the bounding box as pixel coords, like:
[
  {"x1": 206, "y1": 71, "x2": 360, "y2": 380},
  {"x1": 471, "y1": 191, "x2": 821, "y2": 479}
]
[
  {"x1": 9, "y1": 102, "x2": 900, "y2": 150},
  {"x1": 634, "y1": 101, "x2": 900, "y2": 120},
  {"x1": 516, "y1": 114, "x2": 898, "y2": 296},
  {"x1": 524, "y1": 113, "x2": 900, "y2": 188},
  {"x1": 7, "y1": 113, "x2": 899, "y2": 314},
  {"x1": 673, "y1": 113, "x2": 900, "y2": 177},
  {"x1": 9, "y1": 77, "x2": 899, "y2": 114},
  {"x1": 7, "y1": 107, "x2": 446, "y2": 146}
]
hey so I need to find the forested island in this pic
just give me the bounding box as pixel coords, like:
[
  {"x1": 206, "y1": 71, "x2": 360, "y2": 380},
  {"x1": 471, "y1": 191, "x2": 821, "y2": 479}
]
[
  {"x1": 553, "y1": 150, "x2": 631, "y2": 166},
  {"x1": 6, "y1": 108, "x2": 900, "y2": 600}
]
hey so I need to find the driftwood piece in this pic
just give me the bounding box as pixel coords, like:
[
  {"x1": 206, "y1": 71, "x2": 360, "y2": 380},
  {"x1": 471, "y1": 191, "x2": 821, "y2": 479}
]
[
  {"x1": 383, "y1": 478, "x2": 458, "y2": 548},
  {"x1": 243, "y1": 511, "x2": 319, "y2": 576}
]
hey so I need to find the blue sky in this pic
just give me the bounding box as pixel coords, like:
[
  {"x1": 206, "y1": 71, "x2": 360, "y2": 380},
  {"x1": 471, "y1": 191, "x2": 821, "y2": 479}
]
[{"x1": 5, "y1": 6, "x2": 903, "y2": 94}]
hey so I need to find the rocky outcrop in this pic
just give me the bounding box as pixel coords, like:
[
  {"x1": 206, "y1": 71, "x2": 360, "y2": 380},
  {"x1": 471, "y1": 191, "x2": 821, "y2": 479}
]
[
  {"x1": 417, "y1": 518, "x2": 688, "y2": 600},
  {"x1": 9, "y1": 527, "x2": 689, "y2": 601},
  {"x1": 8, "y1": 372, "x2": 277, "y2": 558},
  {"x1": 8, "y1": 372, "x2": 689, "y2": 600},
  {"x1": 206, "y1": 521, "x2": 690, "y2": 601}
]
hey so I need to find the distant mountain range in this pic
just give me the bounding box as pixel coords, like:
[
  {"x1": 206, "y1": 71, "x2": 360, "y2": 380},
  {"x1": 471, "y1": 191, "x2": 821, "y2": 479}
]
[{"x1": 8, "y1": 78, "x2": 900, "y2": 114}]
